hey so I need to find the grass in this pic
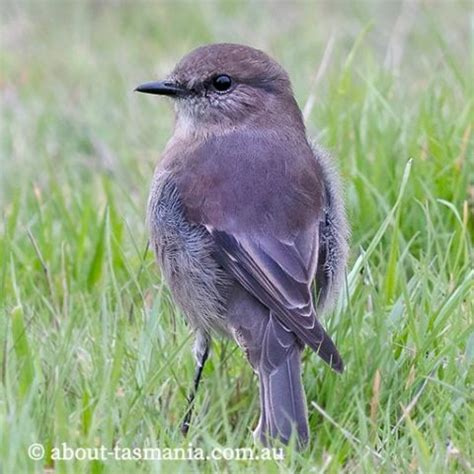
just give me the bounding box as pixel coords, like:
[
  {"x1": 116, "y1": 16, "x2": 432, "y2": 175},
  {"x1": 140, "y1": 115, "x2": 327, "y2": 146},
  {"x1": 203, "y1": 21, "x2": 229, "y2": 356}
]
[{"x1": 1, "y1": 1, "x2": 473, "y2": 472}]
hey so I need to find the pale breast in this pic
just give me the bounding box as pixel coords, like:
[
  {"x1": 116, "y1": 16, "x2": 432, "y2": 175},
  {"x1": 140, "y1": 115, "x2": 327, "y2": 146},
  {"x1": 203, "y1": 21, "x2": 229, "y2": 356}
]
[{"x1": 147, "y1": 171, "x2": 232, "y2": 335}]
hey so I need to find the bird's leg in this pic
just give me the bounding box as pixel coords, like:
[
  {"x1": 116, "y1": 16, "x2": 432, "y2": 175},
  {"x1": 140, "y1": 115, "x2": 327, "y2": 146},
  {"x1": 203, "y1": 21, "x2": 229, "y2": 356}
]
[{"x1": 181, "y1": 330, "x2": 210, "y2": 436}]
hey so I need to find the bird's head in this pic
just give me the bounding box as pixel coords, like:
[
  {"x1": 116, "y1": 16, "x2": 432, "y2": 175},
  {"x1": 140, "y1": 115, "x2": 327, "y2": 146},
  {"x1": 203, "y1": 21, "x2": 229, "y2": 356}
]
[{"x1": 136, "y1": 43, "x2": 303, "y2": 133}]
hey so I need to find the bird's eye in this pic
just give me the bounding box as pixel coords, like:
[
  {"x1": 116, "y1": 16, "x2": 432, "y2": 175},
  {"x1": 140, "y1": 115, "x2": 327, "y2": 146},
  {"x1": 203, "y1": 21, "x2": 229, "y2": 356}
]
[{"x1": 212, "y1": 74, "x2": 232, "y2": 92}]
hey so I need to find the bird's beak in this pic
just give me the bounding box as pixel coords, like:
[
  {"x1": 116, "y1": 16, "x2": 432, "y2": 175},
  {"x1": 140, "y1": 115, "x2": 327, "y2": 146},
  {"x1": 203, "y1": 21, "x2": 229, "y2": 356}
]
[{"x1": 134, "y1": 80, "x2": 186, "y2": 97}]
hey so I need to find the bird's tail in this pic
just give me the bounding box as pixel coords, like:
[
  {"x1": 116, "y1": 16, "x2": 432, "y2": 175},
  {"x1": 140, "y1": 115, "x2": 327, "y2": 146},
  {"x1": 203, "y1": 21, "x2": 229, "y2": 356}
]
[{"x1": 254, "y1": 345, "x2": 309, "y2": 448}]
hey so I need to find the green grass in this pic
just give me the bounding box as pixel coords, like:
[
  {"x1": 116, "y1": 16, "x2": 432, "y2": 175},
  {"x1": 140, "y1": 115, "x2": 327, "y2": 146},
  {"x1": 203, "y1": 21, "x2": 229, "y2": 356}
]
[{"x1": 1, "y1": 2, "x2": 473, "y2": 473}]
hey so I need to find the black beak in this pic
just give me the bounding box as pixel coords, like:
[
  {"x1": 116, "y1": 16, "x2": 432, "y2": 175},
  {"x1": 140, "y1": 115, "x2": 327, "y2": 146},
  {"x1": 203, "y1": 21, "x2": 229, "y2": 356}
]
[{"x1": 134, "y1": 80, "x2": 186, "y2": 97}]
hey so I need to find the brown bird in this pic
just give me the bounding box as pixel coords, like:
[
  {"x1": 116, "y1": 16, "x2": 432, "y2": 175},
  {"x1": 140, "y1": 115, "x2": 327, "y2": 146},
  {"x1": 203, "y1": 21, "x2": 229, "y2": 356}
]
[{"x1": 136, "y1": 43, "x2": 349, "y2": 447}]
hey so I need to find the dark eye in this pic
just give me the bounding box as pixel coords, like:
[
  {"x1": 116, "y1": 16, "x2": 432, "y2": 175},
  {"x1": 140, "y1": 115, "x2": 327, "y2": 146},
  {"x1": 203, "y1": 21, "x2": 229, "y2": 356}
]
[{"x1": 212, "y1": 74, "x2": 232, "y2": 92}]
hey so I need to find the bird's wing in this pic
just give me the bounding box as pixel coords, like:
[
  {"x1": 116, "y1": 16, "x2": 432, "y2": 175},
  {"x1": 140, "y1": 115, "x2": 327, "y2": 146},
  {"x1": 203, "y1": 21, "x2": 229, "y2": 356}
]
[
  {"x1": 208, "y1": 226, "x2": 344, "y2": 372},
  {"x1": 171, "y1": 129, "x2": 343, "y2": 371}
]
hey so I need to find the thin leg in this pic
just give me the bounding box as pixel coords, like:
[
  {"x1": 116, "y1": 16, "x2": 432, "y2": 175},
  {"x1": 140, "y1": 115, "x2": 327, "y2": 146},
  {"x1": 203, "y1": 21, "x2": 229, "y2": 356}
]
[{"x1": 181, "y1": 331, "x2": 210, "y2": 436}]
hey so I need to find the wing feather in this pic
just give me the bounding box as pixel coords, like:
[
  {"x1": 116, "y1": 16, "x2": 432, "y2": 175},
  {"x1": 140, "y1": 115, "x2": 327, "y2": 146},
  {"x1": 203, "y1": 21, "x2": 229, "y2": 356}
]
[{"x1": 209, "y1": 227, "x2": 343, "y2": 372}]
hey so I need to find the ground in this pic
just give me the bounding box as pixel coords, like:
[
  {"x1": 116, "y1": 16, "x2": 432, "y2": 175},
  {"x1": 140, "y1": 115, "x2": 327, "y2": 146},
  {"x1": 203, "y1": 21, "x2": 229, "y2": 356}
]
[{"x1": 0, "y1": 1, "x2": 473, "y2": 473}]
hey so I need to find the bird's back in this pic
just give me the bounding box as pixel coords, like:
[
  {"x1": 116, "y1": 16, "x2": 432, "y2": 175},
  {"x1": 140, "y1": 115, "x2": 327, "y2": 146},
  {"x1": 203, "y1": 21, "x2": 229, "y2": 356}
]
[{"x1": 165, "y1": 128, "x2": 326, "y2": 238}]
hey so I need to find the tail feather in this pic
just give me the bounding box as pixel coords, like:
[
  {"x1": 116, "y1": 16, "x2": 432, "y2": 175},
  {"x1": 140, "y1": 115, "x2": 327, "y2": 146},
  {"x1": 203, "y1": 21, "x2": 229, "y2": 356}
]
[{"x1": 254, "y1": 346, "x2": 309, "y2": 448}]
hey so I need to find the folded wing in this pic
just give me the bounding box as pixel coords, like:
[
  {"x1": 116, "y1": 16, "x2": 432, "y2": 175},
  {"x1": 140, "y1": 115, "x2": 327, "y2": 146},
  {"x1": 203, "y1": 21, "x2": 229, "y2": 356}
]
[{"x1": 209, "y1": 227, "x2": 343, "y2": 372}]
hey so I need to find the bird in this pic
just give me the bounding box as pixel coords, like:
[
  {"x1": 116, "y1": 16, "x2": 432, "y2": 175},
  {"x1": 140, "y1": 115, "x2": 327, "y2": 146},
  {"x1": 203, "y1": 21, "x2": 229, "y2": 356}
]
[{"x1": 135, "y1": 43, "x2": 349, "y2": 448}]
